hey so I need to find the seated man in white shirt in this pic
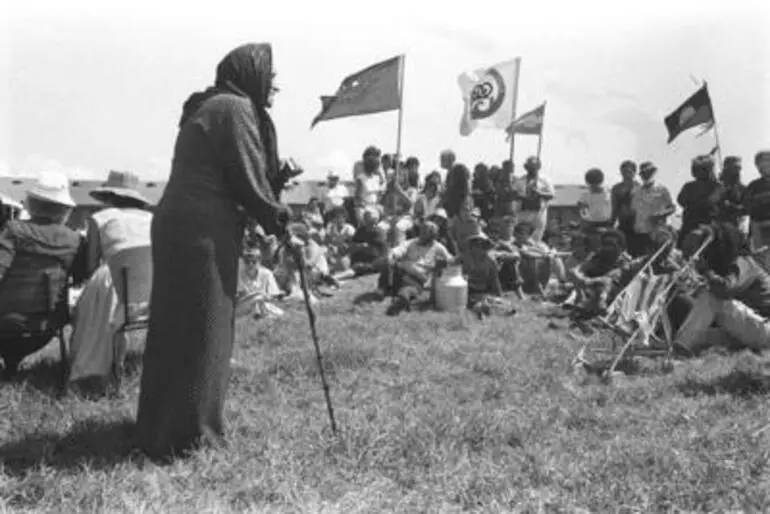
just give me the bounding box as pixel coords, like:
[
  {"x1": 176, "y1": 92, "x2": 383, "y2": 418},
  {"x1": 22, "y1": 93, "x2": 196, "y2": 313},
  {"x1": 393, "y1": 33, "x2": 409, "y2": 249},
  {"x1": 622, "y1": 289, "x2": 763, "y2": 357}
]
[
  {"x1": 380, "y1": 220, "x2": 456, "y2": 316},
  {"x1": 322, "y1": 170, "x2": 350, "y2": 221}
]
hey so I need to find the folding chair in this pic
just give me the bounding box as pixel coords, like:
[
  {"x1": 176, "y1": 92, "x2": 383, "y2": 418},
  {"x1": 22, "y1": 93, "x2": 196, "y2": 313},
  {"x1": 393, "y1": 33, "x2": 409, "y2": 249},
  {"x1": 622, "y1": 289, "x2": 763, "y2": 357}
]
[
  {"x1": 576, "y1": 234, "x2": 713, "y2": 378},
  {"x1": 0, "y1": 264, "x2": 70, "y2": 389},
  {"x1": 106, "y1": 245, "x2": 153, "y2": 394}
]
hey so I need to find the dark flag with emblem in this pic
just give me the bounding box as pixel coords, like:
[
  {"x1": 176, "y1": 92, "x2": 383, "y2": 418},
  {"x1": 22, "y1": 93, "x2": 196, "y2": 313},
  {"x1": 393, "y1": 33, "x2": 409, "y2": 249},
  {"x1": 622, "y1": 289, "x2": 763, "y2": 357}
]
[
  {"x1": 505, "y1": 102, "x2": 546, "y2": 142},
  {"x1": 664, "y1": 84, "x2": 715, "y2": 143},
  {"x1": 311, "y1": 56, "x2": 403, "y2": 128}
]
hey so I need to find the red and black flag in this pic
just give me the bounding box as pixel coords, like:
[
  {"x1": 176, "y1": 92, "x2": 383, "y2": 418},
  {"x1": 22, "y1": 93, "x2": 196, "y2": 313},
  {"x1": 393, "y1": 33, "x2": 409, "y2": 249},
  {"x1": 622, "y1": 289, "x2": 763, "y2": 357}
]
[{"x1": 664, "y1": 83, "x2": 715, "y2": 143}]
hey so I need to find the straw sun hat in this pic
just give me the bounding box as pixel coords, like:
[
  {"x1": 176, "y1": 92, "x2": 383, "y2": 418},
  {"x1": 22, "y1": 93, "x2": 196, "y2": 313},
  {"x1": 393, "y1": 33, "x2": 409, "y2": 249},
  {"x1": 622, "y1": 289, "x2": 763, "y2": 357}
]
[
  {"x1": 26, "y1": 171, "x2": 76, "y2": 207},
  {"x1": 89, "y1": 170, "x2": 150, "y2": 206}
]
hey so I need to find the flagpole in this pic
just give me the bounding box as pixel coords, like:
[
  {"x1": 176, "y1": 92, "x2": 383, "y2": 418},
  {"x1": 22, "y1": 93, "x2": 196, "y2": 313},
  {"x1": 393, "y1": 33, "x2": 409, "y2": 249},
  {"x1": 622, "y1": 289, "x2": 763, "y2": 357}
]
[
  {"x1": 508, "y1": 57, "x2": 522, "y2": 163},
  {"x1": 702, "y1": 81, "x2": 723, "y2": 171},
  {"x1": 536, "y1": 100, "x2": 547, "y2": 160},
  {"x1": 389, "y1": 54, "x2": 406, "y2": 246},
  {"x1": 394, "y1": 54, "x2": 406, "y2": 173}
]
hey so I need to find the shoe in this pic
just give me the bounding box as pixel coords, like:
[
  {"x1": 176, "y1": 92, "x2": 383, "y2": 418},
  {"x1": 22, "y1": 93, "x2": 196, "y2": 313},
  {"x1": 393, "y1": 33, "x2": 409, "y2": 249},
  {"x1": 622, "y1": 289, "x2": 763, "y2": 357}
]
[{"x1": 386, "y1": 296, "x2": 409, "y2": 316}]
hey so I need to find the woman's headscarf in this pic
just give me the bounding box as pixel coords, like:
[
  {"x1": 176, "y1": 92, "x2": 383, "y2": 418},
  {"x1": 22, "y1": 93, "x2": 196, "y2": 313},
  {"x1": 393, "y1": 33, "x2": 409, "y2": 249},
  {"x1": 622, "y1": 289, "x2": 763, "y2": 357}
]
[{"x1": 179, "y1": 43, "x2": 282, "y2": 197}]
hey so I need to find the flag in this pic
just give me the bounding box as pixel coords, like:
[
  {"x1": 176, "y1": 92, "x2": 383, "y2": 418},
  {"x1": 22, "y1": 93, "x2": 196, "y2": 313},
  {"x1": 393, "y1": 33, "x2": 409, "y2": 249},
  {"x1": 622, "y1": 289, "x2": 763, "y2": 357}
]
[
  {"x1": 663, "y1": 84, "x2": 715, "y2": 143},
  {"x1": 311, "y1": 56, "x2": 403, "y2": 128},
  {"x1": 505, "y1": 102, "x2": 546, "y2": 141},
  {"x1": 458, "y1": 58, "x2": 521, "y2": 136}
]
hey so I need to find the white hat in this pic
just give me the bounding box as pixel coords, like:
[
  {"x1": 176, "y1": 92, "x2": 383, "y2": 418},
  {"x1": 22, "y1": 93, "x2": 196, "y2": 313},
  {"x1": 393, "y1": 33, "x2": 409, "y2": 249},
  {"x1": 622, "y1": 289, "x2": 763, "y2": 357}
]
[
  {"x1": 327, "y1": 170, "x2": 340, "y2": 179},
  {"x1": 26, "y1": 171, "x2": 75, "y2": 207}
]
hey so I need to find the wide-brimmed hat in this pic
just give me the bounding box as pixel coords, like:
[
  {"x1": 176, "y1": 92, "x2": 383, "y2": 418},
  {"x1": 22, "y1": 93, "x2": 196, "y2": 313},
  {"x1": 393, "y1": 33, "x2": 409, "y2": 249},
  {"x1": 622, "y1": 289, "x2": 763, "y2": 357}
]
[
  {"x1": 327, "y1": 170, "x2": 340, "y2": 180},
  {"x1": 26, "y1": 171, "x2": 75, "y2": 207},
  {"x1": 467, "y1": 232, "x2": 494, "y2": 249},
  {"x1": 90, "y1": 170, "x2": 150, "y2": 206}
]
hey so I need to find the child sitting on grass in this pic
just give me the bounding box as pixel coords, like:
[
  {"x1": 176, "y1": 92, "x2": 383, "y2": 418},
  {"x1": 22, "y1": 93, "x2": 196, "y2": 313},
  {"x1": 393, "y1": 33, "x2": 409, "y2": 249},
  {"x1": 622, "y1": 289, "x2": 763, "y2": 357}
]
[
  {"x1": 236, "y1": 246, "x2": 284, "y2": 319},
  {"x1": 462, "y1": 233, "x2": 503, "y2": 318}
]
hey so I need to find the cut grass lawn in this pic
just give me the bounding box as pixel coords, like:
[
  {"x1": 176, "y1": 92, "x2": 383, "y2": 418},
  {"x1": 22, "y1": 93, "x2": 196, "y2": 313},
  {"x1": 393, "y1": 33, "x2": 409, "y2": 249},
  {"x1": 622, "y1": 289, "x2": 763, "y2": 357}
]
[{"x1": 1, "y1": 276, "x2": 770, "y2": 512}]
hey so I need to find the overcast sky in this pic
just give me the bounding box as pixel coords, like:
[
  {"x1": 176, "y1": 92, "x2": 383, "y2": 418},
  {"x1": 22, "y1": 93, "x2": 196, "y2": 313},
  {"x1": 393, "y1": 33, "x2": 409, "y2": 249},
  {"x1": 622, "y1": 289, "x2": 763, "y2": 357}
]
[{"x1": 1, "y1": 0, "x2": 768, "y2": 196}]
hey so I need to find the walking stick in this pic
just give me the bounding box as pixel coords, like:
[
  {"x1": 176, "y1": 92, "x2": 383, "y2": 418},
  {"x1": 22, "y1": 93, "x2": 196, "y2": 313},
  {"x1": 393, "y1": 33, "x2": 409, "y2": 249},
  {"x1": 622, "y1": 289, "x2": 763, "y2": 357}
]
[{"x1": 292, "y1": 249, "x2": 338, "y2": 435}]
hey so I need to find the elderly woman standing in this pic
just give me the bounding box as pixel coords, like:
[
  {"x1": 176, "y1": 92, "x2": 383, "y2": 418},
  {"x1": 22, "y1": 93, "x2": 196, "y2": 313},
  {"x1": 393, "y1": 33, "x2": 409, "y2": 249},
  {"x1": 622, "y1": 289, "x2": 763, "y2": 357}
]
[
  {"x1": 68, "y1": 171, "x2": 153, "y2": 390},
  {"x1": 136, "y1": 43, "x2": 293, "y2": 460}
]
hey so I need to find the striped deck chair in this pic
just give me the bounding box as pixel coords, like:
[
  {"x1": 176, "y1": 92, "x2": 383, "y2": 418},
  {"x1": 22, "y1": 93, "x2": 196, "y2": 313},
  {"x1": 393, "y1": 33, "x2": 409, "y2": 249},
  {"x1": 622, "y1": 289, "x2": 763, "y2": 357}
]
[{"x1": 576, "y1": 233, "x2": 713, "y2": 378}]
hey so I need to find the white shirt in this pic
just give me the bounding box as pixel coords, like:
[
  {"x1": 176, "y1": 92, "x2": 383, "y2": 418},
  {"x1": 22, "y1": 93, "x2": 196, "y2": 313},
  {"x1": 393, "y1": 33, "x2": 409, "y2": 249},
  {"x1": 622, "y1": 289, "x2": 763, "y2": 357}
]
[
  {"x1": 513, "y1": 175, "x2": 555, "y2": 215},
  {"x1": 578, "y1": 188, "x2": 613, "y2": 223},
  {"x1": 323, "y1": 184, "x2": 349, "y2": 212}
]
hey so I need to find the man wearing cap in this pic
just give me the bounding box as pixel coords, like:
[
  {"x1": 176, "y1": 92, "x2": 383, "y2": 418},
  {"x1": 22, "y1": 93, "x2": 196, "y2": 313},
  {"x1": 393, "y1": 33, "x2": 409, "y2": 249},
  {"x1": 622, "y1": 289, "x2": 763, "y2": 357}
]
[
  {"x1": 746, "y1": 150, "x2": 770, "y2": 269},
  {"x1": 0, "y1": 172, "x2": 88, "y2": 378},
  {"x1": 628, "y1": 161, "x2": 675, "y2": 257},
  {"x1": 512, "y1": 156, "x2": 555, "y2": 242},
  {"x1": 717, "y1": 156, "x2": 748, "y2": 231},
  {"x1": 321, "y1": 170, "x2": 350, "y2": 218}
]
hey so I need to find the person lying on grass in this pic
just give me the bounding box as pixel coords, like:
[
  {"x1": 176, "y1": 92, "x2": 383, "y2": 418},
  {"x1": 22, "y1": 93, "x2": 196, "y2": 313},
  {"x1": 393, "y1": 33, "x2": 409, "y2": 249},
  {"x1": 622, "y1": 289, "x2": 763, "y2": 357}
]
[
  {"x1": 462, "y1": 233, "x2": 503, "y2": 318},
  {"x1": 674, "y1": 222, "x2": 770, "y2": 354},
  {"x1": 348, "y1": 207, "x2": 389, "y2": 276},
  {"x1": 381, "y1": 220, "x2": 456, "y2": 316}
]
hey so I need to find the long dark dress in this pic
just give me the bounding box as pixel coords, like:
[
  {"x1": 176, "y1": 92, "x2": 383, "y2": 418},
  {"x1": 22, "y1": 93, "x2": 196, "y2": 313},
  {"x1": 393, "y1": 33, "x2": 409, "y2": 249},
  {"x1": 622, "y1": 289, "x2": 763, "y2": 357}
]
[{"x1": 136, "y1": 90, "x2": 288, "y2": 459}]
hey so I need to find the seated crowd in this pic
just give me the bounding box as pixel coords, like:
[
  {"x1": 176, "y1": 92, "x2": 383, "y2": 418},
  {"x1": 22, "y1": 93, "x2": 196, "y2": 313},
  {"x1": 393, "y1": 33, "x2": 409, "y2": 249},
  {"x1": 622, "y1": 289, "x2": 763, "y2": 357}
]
[{"x1": 1, "y1": 148, "x2": 770, "y2": 386}]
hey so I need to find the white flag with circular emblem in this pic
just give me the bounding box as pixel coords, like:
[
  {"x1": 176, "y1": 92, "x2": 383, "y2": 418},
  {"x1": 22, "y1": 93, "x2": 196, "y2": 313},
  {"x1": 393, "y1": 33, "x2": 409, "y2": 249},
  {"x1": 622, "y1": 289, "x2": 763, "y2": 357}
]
[{"x1": 459, "y1": 58, "x2": 521, "y2": 136}]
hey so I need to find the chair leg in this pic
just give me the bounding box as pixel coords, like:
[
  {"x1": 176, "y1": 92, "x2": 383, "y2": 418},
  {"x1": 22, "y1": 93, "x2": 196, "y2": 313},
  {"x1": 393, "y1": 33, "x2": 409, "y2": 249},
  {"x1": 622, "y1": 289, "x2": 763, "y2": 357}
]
[
  {"x1": 111, "y1": 331, "x2": 127, "y2": 397},
  {"x1": 58, "y1": 327, "x2": 69, "y2": 394}
]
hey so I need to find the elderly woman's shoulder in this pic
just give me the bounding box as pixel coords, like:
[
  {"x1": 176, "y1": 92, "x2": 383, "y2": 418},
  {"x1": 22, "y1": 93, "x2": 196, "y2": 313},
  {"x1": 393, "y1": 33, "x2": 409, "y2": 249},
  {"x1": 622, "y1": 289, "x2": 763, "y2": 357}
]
[{"x1": 205, "y1": 93, "x2": 253, "y2": 113}]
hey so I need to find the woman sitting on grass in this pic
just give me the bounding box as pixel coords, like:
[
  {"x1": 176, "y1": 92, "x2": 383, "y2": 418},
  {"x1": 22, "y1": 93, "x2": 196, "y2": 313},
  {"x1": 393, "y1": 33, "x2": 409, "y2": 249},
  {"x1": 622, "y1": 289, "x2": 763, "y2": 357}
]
[
  {"x1": 674, "y1": 222, "x2": 770, "y2": 354},
  {"x1": 381, "y1": 220, "x2": 455, "y2": 316}
]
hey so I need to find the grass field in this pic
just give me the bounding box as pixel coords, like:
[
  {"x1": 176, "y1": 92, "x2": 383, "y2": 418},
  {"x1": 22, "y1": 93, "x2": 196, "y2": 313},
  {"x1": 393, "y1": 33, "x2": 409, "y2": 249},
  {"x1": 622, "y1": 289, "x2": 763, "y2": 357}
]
[{"x1": 2, "y1": 276, "x2": 770, "y2": 512}]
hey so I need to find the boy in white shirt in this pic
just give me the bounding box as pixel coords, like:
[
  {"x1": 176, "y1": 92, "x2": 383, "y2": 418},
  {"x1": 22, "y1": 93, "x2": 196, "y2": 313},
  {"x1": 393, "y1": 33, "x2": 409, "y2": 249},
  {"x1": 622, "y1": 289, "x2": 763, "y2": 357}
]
[{"x1": 578, "y1": 168, "x2": 614, "y2": 253}]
